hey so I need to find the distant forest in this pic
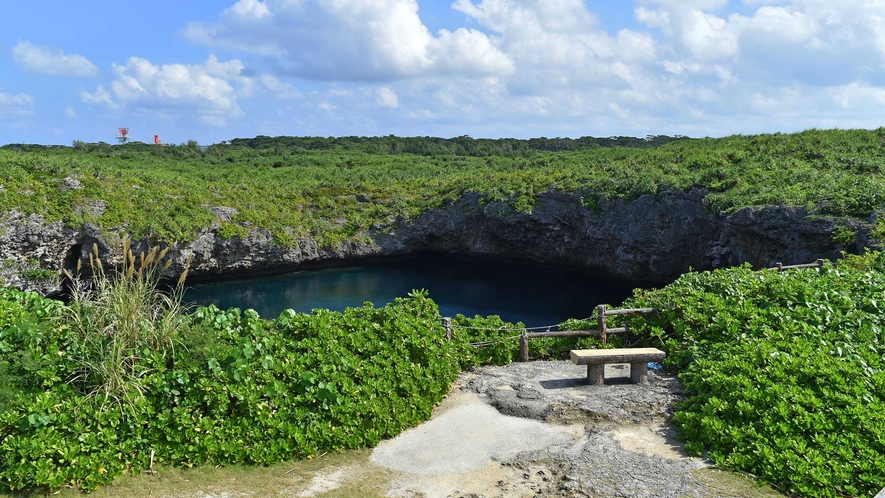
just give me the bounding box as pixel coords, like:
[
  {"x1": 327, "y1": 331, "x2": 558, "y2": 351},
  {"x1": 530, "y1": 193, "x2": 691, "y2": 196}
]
[{"x1": 3, "y1": 134, "x2": 691, "y2": 157}]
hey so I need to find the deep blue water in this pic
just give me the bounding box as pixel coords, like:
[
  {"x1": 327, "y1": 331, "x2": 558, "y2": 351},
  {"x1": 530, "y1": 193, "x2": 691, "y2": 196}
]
[{"x1": 184, "y1": 255, "x2": 641, "y2": 328}]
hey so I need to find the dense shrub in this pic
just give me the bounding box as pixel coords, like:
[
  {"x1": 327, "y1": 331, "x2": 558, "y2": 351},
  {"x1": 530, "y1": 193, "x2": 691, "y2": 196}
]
[
  {"x1": 3, "y1": 250, "x2": 885, "y2": 496},
  {"x1": 449, "y1": 314, "x2": 621, "y2": 367},
  {"x1": 0, "y1": 289, "x2": 458, "y2": 491},
  {"x1": 626, "y1": 253, "x2": 885, "y2": 497}
]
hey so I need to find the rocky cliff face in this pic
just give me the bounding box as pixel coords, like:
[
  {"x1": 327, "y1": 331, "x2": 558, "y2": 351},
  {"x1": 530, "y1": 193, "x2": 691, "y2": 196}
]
[
  {"x1": 0, "y1": 189, "x2": 877, "y2": 296},
  {"x1": 379, "y1": 189, "x2": 721, "y2": 281}
]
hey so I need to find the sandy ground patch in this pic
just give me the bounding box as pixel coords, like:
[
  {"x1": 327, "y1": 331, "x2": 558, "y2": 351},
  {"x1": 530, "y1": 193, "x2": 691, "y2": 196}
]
[
  {"x1": 372, "y1": 392, "x2": 578, "y2": 476},
  {"x1": 611, "y1": 423, "x2": 687, "y2": 461}
]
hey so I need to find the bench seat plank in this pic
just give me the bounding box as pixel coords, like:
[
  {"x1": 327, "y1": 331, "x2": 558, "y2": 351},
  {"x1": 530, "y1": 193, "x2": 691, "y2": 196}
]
[{"x1": 570, "y1": 348, "x2": 665, "y2": 365}]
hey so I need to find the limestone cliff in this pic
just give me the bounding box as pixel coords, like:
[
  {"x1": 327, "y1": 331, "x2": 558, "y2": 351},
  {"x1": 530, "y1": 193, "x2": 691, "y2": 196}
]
[{"x1": 0, "y1": 189, "x2": 878, "y2": 296}]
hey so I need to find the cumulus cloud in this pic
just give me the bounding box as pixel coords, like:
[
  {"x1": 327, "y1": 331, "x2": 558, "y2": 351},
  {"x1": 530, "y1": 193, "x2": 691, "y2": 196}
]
[
  {"x1": 80, "y1": 0, "x2": 885, "y2": 138},
  {"x1": 731, "y1": 6, "x2": 819, "y2": 43},
  {"x1": 80, "y1": 85, "x2": 116, "y2": 108},
  {"x1": 634, "y1": 0, "x2": 854, "y2": 84},
  {"x1": 184, "y1": 0, "x2": 514, "y2": 81},
  {"x1": 388, "y1": 1, "x2": 885, "y2": 136},
  {"x1": 681, "y1": 10, "x2": 739, "y2": 59},
  {"x1": 11, "y1": 41, "x2": 101, "y2": 77},
  {"x1": 0, "y1": 90, "x2": 34, "y2": 116},
  {"x1": 375, "y1": 87, "x2": 399, "y2": 108},
  {"x1": 453, "y1": 0, "x2": 659, "y2": 93},
  {"x1": 80, "y1": 55, "x2": 297, "y2": 125},
  {"x1": 829, "y1": 82, "x2": 885, "y2": 110}
]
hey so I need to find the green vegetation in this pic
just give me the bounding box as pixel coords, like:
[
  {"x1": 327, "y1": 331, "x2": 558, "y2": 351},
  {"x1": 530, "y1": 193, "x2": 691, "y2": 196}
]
[
  {"x1": 3, "y1": 129, "x2": 885, "y2": 495},
  {"x1": 62, "y1": 239, "x2": 189, "y2": 408},
  {"x1": 449, "y1": 314, "x2": 617, "y2": 367},
  {"x1": 0, "y1": 286, "x2": 462, "y2": 490},
  {"x1": 0, "y1": 238, "x2": 613, "y2": 494},
  {"x1": 2, "y1": 129, "x2": 885, "y2": 246},
  {"x1": 2, "y1": 252, "x2": 885, "y2": 496},
  {"x1": 0, "y1": 258, "x2": 479, "y2": 492},
  {"x1": 625, "y1": 253, "x2": 885, "y2": 497}
]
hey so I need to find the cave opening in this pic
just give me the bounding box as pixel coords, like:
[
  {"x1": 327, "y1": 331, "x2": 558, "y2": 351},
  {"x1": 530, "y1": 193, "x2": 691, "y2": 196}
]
[{"x1": 183, "y1": 252, "x2": 656, "y2": 327}]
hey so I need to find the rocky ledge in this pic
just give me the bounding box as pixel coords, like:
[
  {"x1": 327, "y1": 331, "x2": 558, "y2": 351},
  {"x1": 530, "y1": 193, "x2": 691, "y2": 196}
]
[{"x1": 0, "y1": 189, "x2": 879, "y2": 296}]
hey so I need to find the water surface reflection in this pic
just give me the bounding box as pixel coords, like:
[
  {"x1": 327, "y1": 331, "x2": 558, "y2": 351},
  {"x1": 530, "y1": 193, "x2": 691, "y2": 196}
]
[{"x1": 185, "y1": 255, "x2": 640, "y2": 327}]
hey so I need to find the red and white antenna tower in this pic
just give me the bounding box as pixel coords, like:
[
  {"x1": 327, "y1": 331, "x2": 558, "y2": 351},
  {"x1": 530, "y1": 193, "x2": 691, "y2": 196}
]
[{"x1": 117, "y1": 127, "x2": 130, "y2": 144}]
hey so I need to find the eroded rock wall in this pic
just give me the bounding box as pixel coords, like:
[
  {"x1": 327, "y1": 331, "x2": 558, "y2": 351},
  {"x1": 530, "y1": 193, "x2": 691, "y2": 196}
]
[{"x1": 0, "y1": 189, "x2": 874, "y2": 296}]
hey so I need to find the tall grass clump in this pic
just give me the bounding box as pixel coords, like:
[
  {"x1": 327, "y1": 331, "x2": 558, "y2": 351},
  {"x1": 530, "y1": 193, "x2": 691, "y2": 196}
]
[
  {"x1": 63, "y1": 237, "x2": 191, "y2": 409},
  {"x1": 1, "y1": 276, "x2": 459, "y2": 491}
]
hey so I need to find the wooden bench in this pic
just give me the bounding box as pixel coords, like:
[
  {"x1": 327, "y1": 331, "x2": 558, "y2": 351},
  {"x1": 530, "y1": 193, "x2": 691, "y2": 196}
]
[{"x1": 570, "y1": 348, "x2": 666, "y2": 385}]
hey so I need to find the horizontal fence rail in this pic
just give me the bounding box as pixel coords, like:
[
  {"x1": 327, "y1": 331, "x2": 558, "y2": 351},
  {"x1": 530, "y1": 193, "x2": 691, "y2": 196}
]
[
  {"x1": 518, "y1": 304, "x2": 656, "y2": 362},
  {"x1": 768, "y1": 259, "x2": 825, "y2": 271},
  {"x1": 441, "y1": 258, "x2": 831, "y2": 362}
]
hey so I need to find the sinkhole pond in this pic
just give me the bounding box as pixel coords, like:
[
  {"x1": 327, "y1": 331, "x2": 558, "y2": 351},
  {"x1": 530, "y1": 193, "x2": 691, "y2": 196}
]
[{"x1": 184, "y1": 254, "x2": 647, "y2": 327}]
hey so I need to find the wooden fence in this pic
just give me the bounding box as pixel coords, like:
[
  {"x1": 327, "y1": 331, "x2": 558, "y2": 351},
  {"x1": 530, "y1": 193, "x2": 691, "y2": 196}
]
[
  {"x1": 441, "y1": 305, "x2": 655, "y2": 361},
  {"x1": 439, "y1": 258, "x2": 830, "y2": 362},
  {"x1": 768, "y1": 259, "x2": 826, "y2": 271},
  {"x1": 516, "y1": 305, "x2": 656, "y2": 362}
]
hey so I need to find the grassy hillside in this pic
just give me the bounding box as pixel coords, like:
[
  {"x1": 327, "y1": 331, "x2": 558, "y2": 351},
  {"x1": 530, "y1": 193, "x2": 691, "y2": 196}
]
[
  {"x1": 2, "y1": 129, "x2": 885, "y2": 495},
  {"x1": 2, "y1": 129, "x2": 884, "y2": 246}
]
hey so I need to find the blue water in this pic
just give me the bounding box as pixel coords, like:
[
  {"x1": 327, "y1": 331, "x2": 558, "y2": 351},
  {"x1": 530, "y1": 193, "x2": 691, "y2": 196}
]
[{"x1": 184, "y1": 255, "x2": 641, "y2": 328}]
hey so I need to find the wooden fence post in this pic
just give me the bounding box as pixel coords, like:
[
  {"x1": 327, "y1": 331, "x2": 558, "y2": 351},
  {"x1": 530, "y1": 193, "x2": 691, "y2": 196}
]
[
  {"x1": 519, "y1": 332, "x2": 529, "y2": 362},
  {"x1": 442, "y1": 317, "x2": 452, "y2": 341},
  {"x1": 816, "y1": 259, "x2": 825, "y2": 270},
  {"x1": 597, "y1": 304, "x2": 607, "y2": 345},
  {"x1": 775, "y1": 262, "x2": 783, "y2": 272}
]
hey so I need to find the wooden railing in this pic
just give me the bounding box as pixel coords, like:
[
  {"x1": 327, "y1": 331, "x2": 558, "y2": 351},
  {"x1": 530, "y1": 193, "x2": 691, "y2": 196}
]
[
  {"x1": 768, "y1": 259, "x2": 826, "y2": 271},
  {"x1": 518, "y1": 304, "x2": 655, "y2": 362},
  {"x1": 439, "y1": 258, "x2": 831, "y2": 362}
]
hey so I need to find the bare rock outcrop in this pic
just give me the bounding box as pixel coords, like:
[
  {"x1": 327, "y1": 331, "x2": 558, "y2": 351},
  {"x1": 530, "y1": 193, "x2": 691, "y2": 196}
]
[{"x1": 0, "y1": 189, "x2": 876, "y2": 296}]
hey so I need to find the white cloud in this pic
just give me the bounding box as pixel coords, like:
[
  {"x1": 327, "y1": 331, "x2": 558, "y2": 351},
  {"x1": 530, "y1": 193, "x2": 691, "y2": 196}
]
[
  {"x1": 11, "y1": 41, "x2": 101, "y2": 78},
  {"x1": 0, "y1": 91, "x2": 34, "y2": 116},
  {"x1": 64, "y1": 107, "x2": 77, "y2": 118},
  {"x1": 680, "y1": 10, "x2": 739, "y2": 60},
  {"x1": 451, "y1": 0, "x2": 662, "y2": 99},
  {"x1": 830, "y1": 82, "x2": 885, "y2": 110},
  {"x1": 635, "y1": 7, "x2": 672, "y2": 32},
  {"x1": 184, "y1": 0, "x2": 514, "y2": 81},
  {"x1": 0, "y1": 91, "x2": 33, "y2": 106},
  {"x1": 258, "y1": 75, "x2": 300, "y2": 99},
  {"x1": 225, "y1": 0, "x2": 270, "y2": 21},
  {"x1": 730, "y1": 6, "x2": 818, "y2": 43},
  {"x1": 80, "y1": 85, "x2": 116, "y2": 108},
  {"x1": 80, "y1": 55, "x2": 261, "y2": 125},
  {"x1": 64, "y1": 0, "x2": 885, "y2": 140},
  {"x1": 376, "y1": 87, "x2": 399, "y2": 108}
]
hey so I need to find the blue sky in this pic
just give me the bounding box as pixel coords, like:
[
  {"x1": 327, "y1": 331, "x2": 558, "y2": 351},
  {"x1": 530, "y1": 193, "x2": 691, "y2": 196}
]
[{"x1": 2, "y1": 0, "x2": 885, "y2": 145}]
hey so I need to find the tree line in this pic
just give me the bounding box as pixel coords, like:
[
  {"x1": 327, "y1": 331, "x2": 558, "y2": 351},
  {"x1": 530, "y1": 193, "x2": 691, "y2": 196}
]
[{"x1": 2, "y1": 134, "x2": 692, "y2": 158}]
